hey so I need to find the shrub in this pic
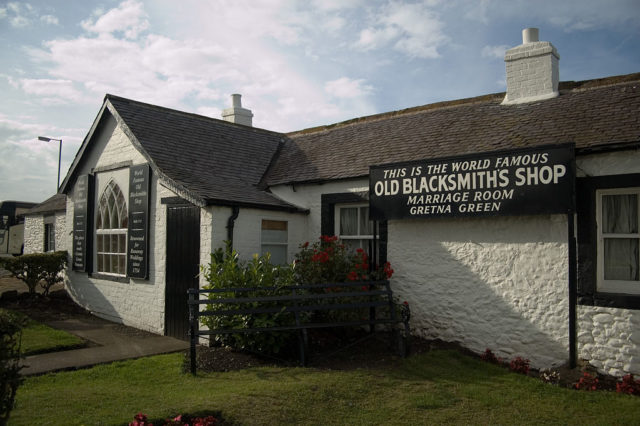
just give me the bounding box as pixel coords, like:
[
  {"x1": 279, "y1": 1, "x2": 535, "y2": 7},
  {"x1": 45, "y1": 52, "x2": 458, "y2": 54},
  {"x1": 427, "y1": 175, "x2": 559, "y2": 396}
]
[
  {"x1": 480, "y1": 348, "x2": 500, "y2": 364},
  {"x1": 294, "y1": 236, "x2": 394, "y2": 284},
  {"x1": 0, "y1": 251, "x2": 68, "y2": 296},
  {"x1": 509, "y1": 356, "x2": 530, "y2": 375},
  {"x1": 575, "y1": 372, "x2": 599, "y2": 391},
  {"x1": 616, "y1": 374, "x2": 640, "y2": 395},
  {"x1": 200, "y1": 245, "x2": 297, "y2": 355},
  {"x1": 129, "y1": 413, "x2": 218, "y2": 426},
  {"x1": 0, "y1": 310, "x2": 26, "y2": 425}
]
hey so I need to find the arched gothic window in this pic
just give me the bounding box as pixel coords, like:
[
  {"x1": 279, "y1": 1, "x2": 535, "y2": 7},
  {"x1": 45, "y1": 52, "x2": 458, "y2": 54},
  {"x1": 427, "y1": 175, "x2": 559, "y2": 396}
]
[{"x1": 96, "y1": 180, "x2": 128, "y2": 275}]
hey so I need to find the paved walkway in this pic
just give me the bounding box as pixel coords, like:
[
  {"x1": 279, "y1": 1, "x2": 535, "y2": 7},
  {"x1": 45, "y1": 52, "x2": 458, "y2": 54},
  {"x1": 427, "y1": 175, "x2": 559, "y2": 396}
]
[
  {"x1": 21, "y1": 317, "x2": 189, "y2": 376},
  {"x1": 2, "y1": 270, "x2": 189, "y2": 376}
]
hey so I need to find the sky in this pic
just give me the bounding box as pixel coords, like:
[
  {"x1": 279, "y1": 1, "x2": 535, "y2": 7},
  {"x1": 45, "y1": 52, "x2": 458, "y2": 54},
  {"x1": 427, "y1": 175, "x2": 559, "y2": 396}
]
[{"x1": 1, "y1": 0, "x2": 639, "y2": 203}]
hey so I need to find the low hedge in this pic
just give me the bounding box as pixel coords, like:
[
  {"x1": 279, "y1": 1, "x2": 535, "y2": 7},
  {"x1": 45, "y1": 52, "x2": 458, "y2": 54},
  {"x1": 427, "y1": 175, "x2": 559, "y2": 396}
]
[{"x1": 0, "y1": 251, "x2": 68, "y2": 296}]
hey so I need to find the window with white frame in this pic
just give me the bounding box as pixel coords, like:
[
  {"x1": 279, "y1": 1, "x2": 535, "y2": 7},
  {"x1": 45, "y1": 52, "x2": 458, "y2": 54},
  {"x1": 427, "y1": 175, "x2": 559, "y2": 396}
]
[
  {"x1": 96, "y1": 180, "x2": 128, "y2": 276},
  {"x1": 261, "y1": 219, "x2": 288, "y2": 264},
  {"x1": 335, "y1": 204, "x2": 377, "y2": 253},
  {"x1": 597, "y1": 188, "x2": 640, "y2": 294}
]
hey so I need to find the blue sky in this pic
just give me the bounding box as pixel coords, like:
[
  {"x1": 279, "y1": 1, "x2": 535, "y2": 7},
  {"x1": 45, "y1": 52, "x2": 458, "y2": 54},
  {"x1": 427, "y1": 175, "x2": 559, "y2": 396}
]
[{"x1": 1, "y1": 0, "x2": 639, "y2": 202}]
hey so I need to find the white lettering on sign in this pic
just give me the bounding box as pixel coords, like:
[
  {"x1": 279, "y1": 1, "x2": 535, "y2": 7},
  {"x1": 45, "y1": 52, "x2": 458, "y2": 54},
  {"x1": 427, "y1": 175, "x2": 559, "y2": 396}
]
[{"x1": 370, "y1": 145, "x2": 574, "y2": 219}]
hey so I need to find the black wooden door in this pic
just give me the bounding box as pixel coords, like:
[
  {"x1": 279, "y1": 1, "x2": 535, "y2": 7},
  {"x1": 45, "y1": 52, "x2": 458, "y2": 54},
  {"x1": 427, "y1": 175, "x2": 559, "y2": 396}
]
[{"x1": 165, "y1": 204, "x2": 200, "y2": 340}]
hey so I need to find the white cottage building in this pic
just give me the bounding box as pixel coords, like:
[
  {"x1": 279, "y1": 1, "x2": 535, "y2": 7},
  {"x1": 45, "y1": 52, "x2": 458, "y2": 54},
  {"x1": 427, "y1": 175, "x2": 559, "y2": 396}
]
[
  {"x1": 56, "y1": 29, "x2": 640, "y2": 377},
  {"x1": 23, "y1": 194, "x2": 66, "y2": 254}
]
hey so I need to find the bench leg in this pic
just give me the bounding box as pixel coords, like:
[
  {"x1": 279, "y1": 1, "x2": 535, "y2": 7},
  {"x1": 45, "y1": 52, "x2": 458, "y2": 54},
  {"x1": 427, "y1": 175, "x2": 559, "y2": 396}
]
[{"x1": 298, "y1": 329, "x2": 307, "y2": 367}]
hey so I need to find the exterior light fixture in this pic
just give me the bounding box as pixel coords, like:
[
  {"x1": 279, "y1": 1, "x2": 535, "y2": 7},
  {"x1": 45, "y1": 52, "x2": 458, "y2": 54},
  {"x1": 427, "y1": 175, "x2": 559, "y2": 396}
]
[{"x1": 38, "y1": 136, "x2": 63, "y2": 191}]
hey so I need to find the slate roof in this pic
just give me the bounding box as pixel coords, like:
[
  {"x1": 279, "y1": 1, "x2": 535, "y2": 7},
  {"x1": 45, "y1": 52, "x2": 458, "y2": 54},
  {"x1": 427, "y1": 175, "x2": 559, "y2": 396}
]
[
  {"x1": 104, "y1": 95, "x2": 301, "y2": 211},
  {"x1": 25, "y1": 194, "x2": 66, "y2": 215},
  {"x1": 263, "y1": 73, "x2": 640, "y2": 186}
]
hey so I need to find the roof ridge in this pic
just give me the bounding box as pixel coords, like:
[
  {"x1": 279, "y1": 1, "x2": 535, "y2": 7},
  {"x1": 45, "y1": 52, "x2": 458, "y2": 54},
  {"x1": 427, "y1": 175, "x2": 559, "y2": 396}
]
[
  {"x1": 287, "y1": 72, "x2": 640, "y2": 137},
  {"x1": 105, "y1": 94, "x2": 286, "y2": 138}
]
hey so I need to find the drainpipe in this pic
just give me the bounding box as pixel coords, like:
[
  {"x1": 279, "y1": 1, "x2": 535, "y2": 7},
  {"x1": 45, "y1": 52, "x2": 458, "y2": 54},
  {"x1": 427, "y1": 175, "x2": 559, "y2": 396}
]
[
  {"x1": 226, "y1": 206, "x2": 240, "y2": 249},
  {"x1": 568, "y1": 212, "x2": 577, "y2": 368}
]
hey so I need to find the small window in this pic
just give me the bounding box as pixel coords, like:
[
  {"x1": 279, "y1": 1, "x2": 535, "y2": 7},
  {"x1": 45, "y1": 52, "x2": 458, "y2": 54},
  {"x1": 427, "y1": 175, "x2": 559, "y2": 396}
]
[
  {"x1": 335, "y1": 204, "x2": 377, "y2": 253},
  {"x1": 96, "y1": 180, "x2": 128, "y2": 276},
  {"x1": 597, "y1": 188, "x2": 640, "y2": 294},
  {"x1": 261, "y1": 220, "x2": 288, "y2": 265},
  {"x1": 44, "y1": 223, "x2": 55, "y2": 252}
]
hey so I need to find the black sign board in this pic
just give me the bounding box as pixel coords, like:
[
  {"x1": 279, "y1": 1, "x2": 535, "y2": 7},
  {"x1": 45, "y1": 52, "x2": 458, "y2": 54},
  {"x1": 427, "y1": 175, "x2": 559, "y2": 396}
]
[
  {"x1": 72, "y1": 174, "x2": 92, "y2": 271},
  {"x1": 370, "y1": 143, "x2": 575, "y2": 221},
  {"x1": 127, "y1": 164, "x2": 150, "y2": 279}
]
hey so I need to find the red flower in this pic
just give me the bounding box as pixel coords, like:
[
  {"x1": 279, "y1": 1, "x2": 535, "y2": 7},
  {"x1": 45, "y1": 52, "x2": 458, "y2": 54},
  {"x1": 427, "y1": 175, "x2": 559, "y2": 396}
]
[{"x1": 347, "y1": 271, "x2": 358, "y2": 281}]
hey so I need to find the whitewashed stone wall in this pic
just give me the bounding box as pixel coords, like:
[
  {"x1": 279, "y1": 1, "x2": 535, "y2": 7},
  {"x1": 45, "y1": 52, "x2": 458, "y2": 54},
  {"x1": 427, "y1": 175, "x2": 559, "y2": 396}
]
[
  {"x1": 65, "y1": 114, "x2": 173, "y2": 334},
  {"x1": 388, "y1": 215, "x2": 569, "y2": 369},
  {"x1": 23, "y1": 211, "x2": 66, "y2": 254},
  {"x1": 23, "y1": 216, "x2": 42, "y2": 254}
]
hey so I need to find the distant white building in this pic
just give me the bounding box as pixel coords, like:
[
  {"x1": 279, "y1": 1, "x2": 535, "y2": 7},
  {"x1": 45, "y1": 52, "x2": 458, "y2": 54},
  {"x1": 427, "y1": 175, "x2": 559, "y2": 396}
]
[{"x1": 23, "y1": 194, "x2": 66, "y2": 254}]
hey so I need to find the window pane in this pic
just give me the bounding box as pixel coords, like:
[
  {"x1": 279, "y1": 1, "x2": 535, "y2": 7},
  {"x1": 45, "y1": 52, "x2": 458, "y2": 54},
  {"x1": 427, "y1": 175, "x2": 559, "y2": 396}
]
[
  {"x1": 603, "y1": 194, "x2": 638, "y2": 234},
  {"x1": 113, "y1": 235, "x2": 121, "y2": 253},
  {"x1": 359, "y1": 206, "x2": 372, "y2": 235},
  {"x1": 342, "y1": 239, "x2": 361, "y2": 253},
  {"x1": 119, "y1": 234, "x2": 126, "y2": 253},
  {"x1": 262, "y1": 220, "x2": 287, "y2": 231},
  {"x1": 604, "y1": 238, "x2": 639, "y2": 281},
  {"x1": 340, "y1": 208, "x2": 358, "y2": 236},
  {"x1": 118, "y1": 255, "x2": 126, "y2": 275},
  {"x1": 262, "y1": 229, "x2": 287, "y2": 244},
  {"x1": 97, "y1": 254, "x2": 104, "y2": 272},
  {"x1": 261, "y1": 245, "x2": 287, "y2": 265}
]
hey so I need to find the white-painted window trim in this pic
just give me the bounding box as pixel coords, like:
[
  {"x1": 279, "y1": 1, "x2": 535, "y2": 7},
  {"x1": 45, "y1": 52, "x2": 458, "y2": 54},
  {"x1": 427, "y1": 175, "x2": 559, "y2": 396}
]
[
  {"x1": 334, "y1": 203, "x2": 376, "y2": 251},
  {"x1": 95, "y1": 179, "x2": 128, "y2": 277},
  {"x1": 260, "y1": 219, "x2": 288, "y2": 264},
  {"x1": 596, "y1": 187, "x2": 640, "y2": 294}
]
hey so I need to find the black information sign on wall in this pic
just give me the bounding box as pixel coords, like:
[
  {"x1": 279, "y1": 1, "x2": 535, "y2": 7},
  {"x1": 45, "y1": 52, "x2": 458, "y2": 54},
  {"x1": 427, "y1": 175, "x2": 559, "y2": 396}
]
[
  {"x1": 127, "y1": 164, "x2": 150, "y2": 279},
  {"x1": 72, "y1": 174, "x2": 92, "y2": 271},
  {"x1": 370, "y1": 143, "x2": 575, "y2": 221}
]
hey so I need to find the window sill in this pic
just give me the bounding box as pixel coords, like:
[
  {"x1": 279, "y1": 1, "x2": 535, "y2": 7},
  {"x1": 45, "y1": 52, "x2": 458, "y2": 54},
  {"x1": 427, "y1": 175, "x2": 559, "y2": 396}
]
[{"x1": 90, "y1": 273, "x2": 130, "y2": 283}]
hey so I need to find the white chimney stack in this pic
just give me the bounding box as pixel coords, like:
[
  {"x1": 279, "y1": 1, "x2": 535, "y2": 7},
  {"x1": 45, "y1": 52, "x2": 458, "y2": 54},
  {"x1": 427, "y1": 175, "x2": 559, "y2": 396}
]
[
  {"x1": 502, "y1": 28, "x2": 559, "y2": 105},
  {"x1": 222, "y1": 94, "x2": 253, "y2": 126}
]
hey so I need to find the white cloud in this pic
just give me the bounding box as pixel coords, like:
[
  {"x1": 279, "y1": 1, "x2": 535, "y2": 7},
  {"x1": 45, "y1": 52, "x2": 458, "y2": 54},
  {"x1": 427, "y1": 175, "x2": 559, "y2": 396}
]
[
  {"x1": 481, "y1": 45, "x2": 509, "y2": 59},
  {"x1": 81, "y1": 0, "x2": 149, "y2": 39},
  {"x1": 0, "y1": 2, "x2": 59, "y2": 28},
  {"x1": 18, "y1": 79, "x2": 84, "y2": 103},
  {"x1": 40, "y1": 15, "x2": 59, "y2": 26},
  {"x1": 354, "y1": 1, "x2": 448, "y2": 59},
  {"x1": 325, "y1": 77, "x2": 373, "y2": 99}
]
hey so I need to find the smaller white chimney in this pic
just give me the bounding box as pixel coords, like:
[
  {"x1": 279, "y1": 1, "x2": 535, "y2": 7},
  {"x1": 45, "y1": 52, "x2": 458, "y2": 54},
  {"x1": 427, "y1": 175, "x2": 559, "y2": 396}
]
[
  {"x1": 221, "y1": 94, "x2": 253, "y2": 126},
  {"x1": 502, "y1": 28, "x2": 559, "y2": 105}
]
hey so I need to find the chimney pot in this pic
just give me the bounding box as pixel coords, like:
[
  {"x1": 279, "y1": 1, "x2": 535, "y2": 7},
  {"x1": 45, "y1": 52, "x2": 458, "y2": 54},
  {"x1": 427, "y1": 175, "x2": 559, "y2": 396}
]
[
  {"x1": 231, "y1": 94, "x2": 242, "y2": 108},
  {"x1": 522, "y1": 28, "x2": 539, "y2": 44}
]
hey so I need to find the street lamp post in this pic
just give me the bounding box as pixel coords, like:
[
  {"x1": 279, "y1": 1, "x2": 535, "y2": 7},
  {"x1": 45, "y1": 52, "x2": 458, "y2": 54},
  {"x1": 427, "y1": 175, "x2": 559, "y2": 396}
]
[{"x1": 37, "y1": 136, "x2": 62, "y2": 191}]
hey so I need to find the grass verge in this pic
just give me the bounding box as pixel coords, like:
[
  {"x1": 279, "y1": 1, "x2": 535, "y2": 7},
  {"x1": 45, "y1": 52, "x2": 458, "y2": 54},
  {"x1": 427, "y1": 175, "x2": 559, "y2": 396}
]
[
  {"x1": 0, "y1": 308, "x2": 86, "y2": 355},
  {"x1": 11, "y1": 349, "x2": 640, "y2": 425}
]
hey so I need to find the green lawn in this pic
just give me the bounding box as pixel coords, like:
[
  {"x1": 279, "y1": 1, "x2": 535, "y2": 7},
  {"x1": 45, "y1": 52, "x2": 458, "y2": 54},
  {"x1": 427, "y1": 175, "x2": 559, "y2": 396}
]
[
  {"x1": 11, "y1": 349, "x2": 640, "y2": 425},
  {"x1": 0, "y1": 308, "x2": 86, "y2": 355}
]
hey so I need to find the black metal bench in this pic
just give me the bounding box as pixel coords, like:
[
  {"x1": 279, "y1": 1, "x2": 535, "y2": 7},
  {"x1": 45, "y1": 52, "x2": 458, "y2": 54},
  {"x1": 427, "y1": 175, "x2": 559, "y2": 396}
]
[{"x1": 187, "y1": 280, "x2": 410, "y2": 375}]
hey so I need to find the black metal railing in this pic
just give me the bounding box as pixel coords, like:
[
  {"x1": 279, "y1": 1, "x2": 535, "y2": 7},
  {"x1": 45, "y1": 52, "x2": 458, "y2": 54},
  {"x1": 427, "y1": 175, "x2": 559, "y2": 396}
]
[{"x1": 187, "y1": 280, "x2": 410, "y2": 374}]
